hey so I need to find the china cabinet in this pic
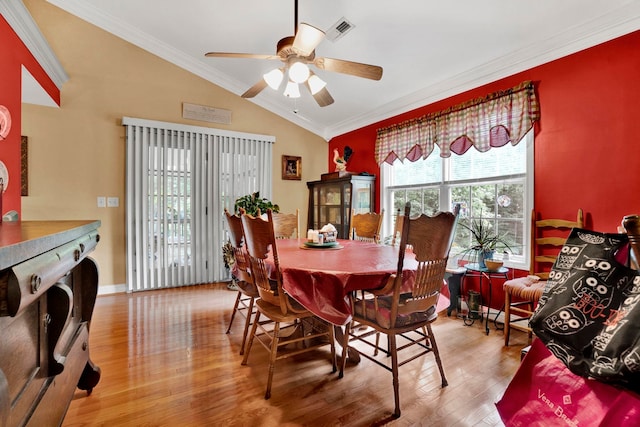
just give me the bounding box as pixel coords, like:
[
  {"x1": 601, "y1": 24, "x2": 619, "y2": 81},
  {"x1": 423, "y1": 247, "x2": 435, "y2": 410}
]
[{"x1": 307, "y1": 175, "x2": 375, "y2": 239}]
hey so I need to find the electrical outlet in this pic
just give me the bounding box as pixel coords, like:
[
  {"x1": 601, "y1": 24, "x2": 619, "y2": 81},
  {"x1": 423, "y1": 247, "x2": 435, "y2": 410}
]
[
  {"x1": 97, "y1": 197, "x2": 106, "y2": 208},
  {"x1": 107, "y1": 197, "x2": 119, "y2": 208}
]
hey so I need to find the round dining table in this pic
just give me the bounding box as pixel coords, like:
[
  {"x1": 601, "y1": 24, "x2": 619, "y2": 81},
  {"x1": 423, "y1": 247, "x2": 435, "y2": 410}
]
[{"x1": 272, "y1": 239, "x2": 417, "y2": 325}]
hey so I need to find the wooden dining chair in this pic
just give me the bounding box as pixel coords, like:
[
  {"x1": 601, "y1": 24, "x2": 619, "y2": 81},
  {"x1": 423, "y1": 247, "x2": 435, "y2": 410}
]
[
  {"x1": 241, "y1": 209, "x2": 337, "y2": 399},
  {"x1": 223, "y1": 209, "x2": 259, "y2": 355},
  {"x1": 271, "y1": 209, "x2": 299, "y2": 239},
  {"x1": 340, "y1": 202, "x2": 459, "y2": 418},
  {"x1": 350, "y1": 210, "x2": 384, "y2": 243},
  {"x1": 503, "y1": 208, "x2": 584, "y2": 346}
]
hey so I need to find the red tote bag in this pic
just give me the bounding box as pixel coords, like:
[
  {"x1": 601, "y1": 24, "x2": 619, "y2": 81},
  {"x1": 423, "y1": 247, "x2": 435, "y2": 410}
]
[{"x1": 496, "y1": 339, "x2": 640, "y2": 427}]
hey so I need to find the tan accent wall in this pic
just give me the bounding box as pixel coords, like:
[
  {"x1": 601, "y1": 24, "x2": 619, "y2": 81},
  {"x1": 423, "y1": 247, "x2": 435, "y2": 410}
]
[{"x1": 20, "y1": 0, "x2": 326, "y2": 287}]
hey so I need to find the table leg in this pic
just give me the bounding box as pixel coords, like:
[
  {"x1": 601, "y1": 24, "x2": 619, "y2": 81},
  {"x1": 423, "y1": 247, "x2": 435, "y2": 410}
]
[{"x1": 334, "y1": 325, "x2": 360, "y2": 365}]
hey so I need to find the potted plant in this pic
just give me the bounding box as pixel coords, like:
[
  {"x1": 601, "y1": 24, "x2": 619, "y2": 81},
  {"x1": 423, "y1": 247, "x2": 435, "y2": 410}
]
[
  {"x1": 233, "y1": 191, "x2": 280, "y2": 216},
  {"x1": 459, "y1": 217, "x2": 511, "y2": 268},
  {"x1": 223, "y1": 192, "x2": 279, "y2": 290}
]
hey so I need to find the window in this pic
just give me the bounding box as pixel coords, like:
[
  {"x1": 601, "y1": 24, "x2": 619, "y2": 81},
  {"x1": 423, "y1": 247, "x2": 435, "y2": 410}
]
[{"x1": 381, "y1": 131, "x2": 534, "y2": 270}]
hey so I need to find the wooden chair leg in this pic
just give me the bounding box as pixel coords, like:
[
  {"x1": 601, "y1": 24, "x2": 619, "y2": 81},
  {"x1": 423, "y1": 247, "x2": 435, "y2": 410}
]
[
  {"x1": 241, "y1": 311, "x2": 260, "y2": 366},
  {"x1": 504, "y1": 290, "x2": 512, "y2": 347},
  {"x1": 427, "y1": 323, "x2": 448, "y2": 387},
  {"x1": 265, "y1": 321, "x2": 281, "y2": 400},
  {"x1": 389, "y1": 334, "x2": 401, "y2": 419},
  {"x1": 526, "y1": 301, "x2": 534, "y2": 344},
  {"x1": 239, "y1": 297, "x2": 255, "y2": 355},
  {"x1": 226, "y1": 291, "x2": 242, "y2": 334}
]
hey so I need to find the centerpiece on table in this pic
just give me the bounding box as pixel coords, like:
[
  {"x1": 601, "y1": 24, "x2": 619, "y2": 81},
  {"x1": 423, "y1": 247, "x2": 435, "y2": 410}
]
[{"x1": 306, "y1": 223, "x2": 338, "y2": 244}]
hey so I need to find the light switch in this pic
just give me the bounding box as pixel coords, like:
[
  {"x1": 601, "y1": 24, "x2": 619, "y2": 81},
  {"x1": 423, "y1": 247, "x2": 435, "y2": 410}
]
[
  {"x1": 97, "y1": 197, "x2": 106, "y2": 208},
  {"x1": 107, "y1": 197, "x2": 119, "y2": 208}
]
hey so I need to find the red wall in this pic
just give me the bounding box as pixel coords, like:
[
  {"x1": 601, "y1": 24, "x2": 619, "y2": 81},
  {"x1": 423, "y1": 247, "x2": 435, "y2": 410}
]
[
  {"x1": 0, "y1": 15, "x2": 59, "y2": 217},
  {"x1": 330, "y1": 30, "x2": 640, "y2": 309},
  {"x1": 330, "y1": 30, "x2": 640, "y2": 234}
]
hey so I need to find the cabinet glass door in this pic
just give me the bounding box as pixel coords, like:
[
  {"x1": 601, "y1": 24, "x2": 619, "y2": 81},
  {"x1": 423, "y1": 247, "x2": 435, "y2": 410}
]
[
  {"x1": 318, "y1": 184, "x2": 342, "y2": 229},
  {"x1": 352, "y1": 181, "x2": 372, "y2": 214}
]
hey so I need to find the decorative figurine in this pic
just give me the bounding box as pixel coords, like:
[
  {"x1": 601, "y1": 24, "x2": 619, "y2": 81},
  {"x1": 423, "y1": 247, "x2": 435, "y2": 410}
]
[{"x1": 333, "y1": 146, "x2": 353, "y2": 172}]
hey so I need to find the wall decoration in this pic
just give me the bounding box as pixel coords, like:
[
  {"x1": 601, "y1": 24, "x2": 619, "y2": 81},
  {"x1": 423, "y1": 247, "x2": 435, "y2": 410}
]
[
  {"x1": 282, "y1": 155, "x2": 301, "y2": 180},
  {"x1": 0, "y1": 105, "x2": 12, "y2": 140},
  {"x1": 0, "y1": 160, "x2": 8, "y2": 191},
  {"x1": 333, "y1": 146, "x2": 353, "y2": 172},
  {"x1": 21, "y1": 136, "x2": 28, "y2": 196},
  {"x1": 182, "y1": 102, "x2": 232, "y2": 124}
]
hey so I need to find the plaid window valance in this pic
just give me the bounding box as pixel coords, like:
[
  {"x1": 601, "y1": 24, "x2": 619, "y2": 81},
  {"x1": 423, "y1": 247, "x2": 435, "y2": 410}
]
[{"x1": 375, "y1": 81, "x2": 540, "y2": 164}]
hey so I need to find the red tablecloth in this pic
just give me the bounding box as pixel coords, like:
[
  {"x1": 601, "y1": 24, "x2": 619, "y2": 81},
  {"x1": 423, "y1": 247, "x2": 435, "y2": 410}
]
[{"x1": 273, "y1": 239, "x2": 417, "y2": 325}]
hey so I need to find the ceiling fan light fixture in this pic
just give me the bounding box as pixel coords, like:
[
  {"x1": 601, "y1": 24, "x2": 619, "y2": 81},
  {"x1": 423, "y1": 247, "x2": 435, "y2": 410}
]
[
  {"x1": 288, "y1": 62, "x2": 310, "y2": 84},
  {"x1": 263, "y1": 68, "x2": 284, "y2": 90},
  {"x1": 294, "y1": 23, "x2": 325, "y2": 56},
  {"x1": 307, "y1": 74, "x2": 327, "y2": 95},
  {"x1": 283, "y1": 80, "x2": 301, "y2": 98}
]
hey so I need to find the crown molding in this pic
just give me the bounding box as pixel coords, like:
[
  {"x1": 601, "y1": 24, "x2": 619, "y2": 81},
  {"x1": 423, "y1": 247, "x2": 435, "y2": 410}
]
[
  {"x1": 46, "y1": 0, "x2": 640, "y2": 141},
  {"x1": 46, "y1": 0, "x2": 327, "y2": 138},
  {"x1": 325, "y1": 2, "x2": 640, "y2": 139},
  {"x1": 2, "y1": 0, "x2": 68, "y2": 89}
]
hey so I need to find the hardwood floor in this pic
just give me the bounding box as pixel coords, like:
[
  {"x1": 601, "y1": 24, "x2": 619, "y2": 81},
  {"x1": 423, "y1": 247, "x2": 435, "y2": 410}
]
[{"x1": 62, "y1": 283, "x2": 530, "y2": 427}]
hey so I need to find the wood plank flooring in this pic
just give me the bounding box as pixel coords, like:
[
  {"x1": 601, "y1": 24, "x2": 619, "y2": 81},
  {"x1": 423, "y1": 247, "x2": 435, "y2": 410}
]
[{"x1": 62, "y1": 283, "x2": 530, "y2": 427}]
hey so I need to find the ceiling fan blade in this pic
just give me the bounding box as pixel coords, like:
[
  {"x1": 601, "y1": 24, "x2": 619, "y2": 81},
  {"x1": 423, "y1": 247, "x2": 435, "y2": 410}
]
[
  {"x1": 205, "y1": 52, "x2": 278, "y2": 60},
  {"x1": 304, "y1": 77, "x2": 334, "y2": 107},
  {"x1": 241, "y1": 79, "x2": 269, "y2": 98},
  {"x1": 292, "y1": 23, "x2": 325, "y2": 57},
  {"x1": 311, "y1": 87, "x2": 334, "y2": 107},
  {"x1": 314, "y1": 57, "x2": 383, "y2": 81}
]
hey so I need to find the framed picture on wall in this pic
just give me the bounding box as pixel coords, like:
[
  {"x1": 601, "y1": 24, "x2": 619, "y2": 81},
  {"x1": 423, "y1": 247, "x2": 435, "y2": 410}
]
[{"x1": 282, "y1": 155, "x2": 301, "y2": 180}]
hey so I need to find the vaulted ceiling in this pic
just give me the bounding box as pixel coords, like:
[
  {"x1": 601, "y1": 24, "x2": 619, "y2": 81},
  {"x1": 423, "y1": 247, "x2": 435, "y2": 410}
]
[{"x1": 46, "y1": 0, "x2": 640, "y2": 140}]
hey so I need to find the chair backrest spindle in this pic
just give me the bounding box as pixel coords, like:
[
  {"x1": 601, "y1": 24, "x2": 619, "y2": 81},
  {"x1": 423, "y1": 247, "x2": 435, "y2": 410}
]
[
  {"x1": 530, "y1": 209, "x2": 584, "y2": 279},
  {"x1": 241, "y1": 209, "x2": 305, "y2": 315},
  {"x1": 391, "y1": 203, "x2": 459, "y2": 324}
]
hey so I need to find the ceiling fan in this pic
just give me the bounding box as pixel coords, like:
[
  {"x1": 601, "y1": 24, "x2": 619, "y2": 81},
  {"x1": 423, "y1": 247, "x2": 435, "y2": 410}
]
[{"x1": 204, "y1": 0, "x2": 383, "y2": 107}]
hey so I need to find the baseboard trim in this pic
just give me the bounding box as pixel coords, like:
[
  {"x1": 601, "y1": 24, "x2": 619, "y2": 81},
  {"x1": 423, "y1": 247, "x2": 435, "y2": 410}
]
[{"x1": 98, "y1": 284, "x2": 126, "y2": 295}]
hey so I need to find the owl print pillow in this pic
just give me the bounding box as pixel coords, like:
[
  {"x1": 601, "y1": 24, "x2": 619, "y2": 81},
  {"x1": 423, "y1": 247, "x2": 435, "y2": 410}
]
[{"x1": 530, "y1": 228, "x2": 640, "y2": 394}]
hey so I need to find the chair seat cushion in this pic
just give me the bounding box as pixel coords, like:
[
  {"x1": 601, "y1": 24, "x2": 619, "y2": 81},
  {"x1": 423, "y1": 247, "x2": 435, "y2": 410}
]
[
  {"x1": 235, "y1": 279, "x2": 259, "y2": 297},
  {"x1": 353, "y1": 294, "x2": 437, "y2": 329},
  {"x1": 504, "y1": 277, "x2": 546, "y2": 300}
]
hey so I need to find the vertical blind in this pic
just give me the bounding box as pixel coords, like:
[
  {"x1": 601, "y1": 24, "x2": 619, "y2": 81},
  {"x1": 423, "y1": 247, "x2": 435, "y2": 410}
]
[{"x1": 124, "y1": 117, "x2": 274, "y2": 292}]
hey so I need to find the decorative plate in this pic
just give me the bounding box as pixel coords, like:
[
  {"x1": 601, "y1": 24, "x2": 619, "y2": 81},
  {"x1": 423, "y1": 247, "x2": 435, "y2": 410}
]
[
  {"x1": 304, "y1": 241, "x2": 339, "y2": 248},
  {"x1": 301, "y1": 241, "x2": 343, "y2": 250},
  {"x1": 0, "y1": 105, "x2": 11, "y2": 140},
  {"x1": 0, "y1": 160, "x2": 8, "y2": 192}
]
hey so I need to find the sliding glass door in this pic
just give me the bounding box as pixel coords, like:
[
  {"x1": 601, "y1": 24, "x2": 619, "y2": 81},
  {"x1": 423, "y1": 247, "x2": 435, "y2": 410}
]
[{"x1": 124, "y1": 117, "x2": 274, "y2": 292}]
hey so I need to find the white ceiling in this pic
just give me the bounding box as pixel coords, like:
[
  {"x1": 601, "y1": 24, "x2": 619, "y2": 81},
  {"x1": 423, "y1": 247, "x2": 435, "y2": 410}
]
[{"x1": 46, "y1": 0, "x2": 640, "y2": 140}]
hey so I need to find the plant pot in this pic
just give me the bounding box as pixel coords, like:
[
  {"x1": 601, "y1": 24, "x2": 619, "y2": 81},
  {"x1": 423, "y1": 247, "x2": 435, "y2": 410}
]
[{"x1": 478, "y1": 249, "x2": 495, "y2": 269}]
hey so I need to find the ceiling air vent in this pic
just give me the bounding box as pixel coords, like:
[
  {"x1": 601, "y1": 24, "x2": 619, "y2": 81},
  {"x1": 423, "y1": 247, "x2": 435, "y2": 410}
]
[{"x1": 325, "y1": 17, "x2": 354, "y2": 42}]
